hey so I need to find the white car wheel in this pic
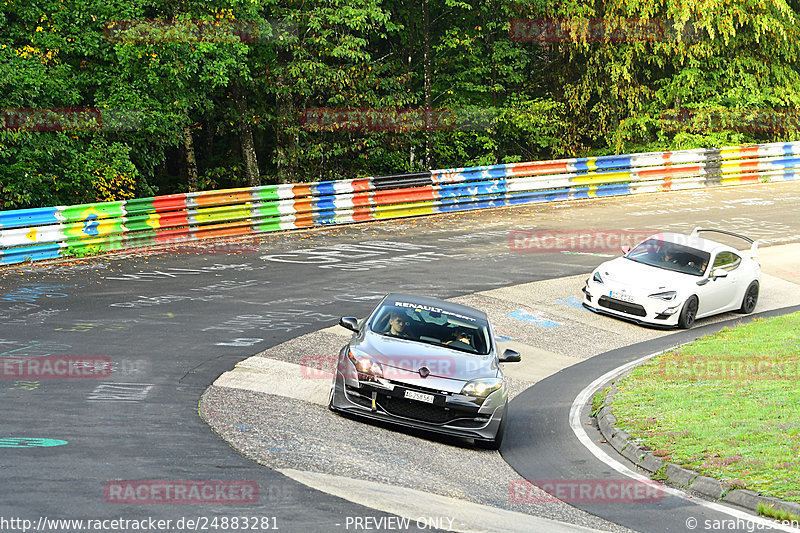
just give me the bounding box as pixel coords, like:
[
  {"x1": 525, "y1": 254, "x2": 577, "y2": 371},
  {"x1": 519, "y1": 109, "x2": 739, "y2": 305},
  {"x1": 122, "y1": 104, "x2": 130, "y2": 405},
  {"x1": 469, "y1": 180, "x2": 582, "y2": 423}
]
[{"x1": 678, "y1": 296, "x2": 698, "y2": 329}]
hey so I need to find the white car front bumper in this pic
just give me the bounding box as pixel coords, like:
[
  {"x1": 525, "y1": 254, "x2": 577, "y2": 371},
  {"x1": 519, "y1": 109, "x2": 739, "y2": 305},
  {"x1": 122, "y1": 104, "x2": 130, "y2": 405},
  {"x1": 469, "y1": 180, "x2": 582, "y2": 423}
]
[{"x1": 582, "y1": 279, "x2": 684, "y2": 327}]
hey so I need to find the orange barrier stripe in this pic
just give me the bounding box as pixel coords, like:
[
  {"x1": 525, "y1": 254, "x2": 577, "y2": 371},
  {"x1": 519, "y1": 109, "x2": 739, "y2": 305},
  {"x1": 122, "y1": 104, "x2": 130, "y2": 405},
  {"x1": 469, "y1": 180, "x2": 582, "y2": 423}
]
[
  {"x1": 293, "y1": 198, "x2": 314, "y2": 214},
  {"x1": 191, "y1": 190, "x2": 252, "y2": 207},
  {"x1": 194, "y1": 222, "x2": 253, "y2": 239},
  {"x1": 293, "y1": 213, "x2": 314, "y2": 227},
  {"x1": 292, "y1": 184, "x2": 314, "y2": 198}
]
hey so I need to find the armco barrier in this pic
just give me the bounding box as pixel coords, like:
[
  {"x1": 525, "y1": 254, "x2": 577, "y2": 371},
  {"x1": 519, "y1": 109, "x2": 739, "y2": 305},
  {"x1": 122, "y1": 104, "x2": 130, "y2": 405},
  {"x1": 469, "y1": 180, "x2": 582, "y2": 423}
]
[{"x1": 1, "y1": 141, "x2": 799, "y2": 265}]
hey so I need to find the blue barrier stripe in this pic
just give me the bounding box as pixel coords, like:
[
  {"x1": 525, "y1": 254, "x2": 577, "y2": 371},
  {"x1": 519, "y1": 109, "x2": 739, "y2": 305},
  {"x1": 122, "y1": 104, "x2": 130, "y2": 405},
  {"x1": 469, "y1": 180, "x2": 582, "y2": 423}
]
[
  {"x1": 313, "y1": 181, "x2": 338, "y2": 196},
  {"x1": 592, "y1": 155, "x2": 633, "y2": 170},
  {"x1": 314, "y1": 212, "x2": 339, "y2": 224},
  {"x1": 0, "y1": 243, "x2": 63, "y2": 264},
  {"x1": 593, "y1": 183, "x2": 632, "y2": 197},
  {"x1": 436, "y1": 198, "x2": 507, "y2": 212},
  {"x1": 314, "y1": 198, "x2": 337, "y2": 212},
  {"x1": 0, "y1": 207, "x2": 60, "y2": 229},
  {"x1": 437, "y1": 192, "x2": 507, "y2": 205},
  {"x1": 435, "y1": 181, "x2": 508, "y2": 198},
  {"x1": 769, "y1": 156, "x2": 800, "y2": 169}
]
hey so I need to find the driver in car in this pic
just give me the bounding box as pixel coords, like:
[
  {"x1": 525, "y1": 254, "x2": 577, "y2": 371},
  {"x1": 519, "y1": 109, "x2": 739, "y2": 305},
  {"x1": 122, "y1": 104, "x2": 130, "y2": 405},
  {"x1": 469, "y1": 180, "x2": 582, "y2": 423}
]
[
  {"x1": 663, "y1": 248, "x2": 680, "y2": 264},
  {"x1": 387, "y1": 311, "x2": 411, "y2": 338}
]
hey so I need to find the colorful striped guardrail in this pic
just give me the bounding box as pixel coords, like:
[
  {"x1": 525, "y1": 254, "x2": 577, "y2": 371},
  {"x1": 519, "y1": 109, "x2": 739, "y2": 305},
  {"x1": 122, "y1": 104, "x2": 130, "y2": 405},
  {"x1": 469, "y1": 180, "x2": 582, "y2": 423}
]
[{"x1": 1, "y1": 140, "x2": 799, "y2": 265}]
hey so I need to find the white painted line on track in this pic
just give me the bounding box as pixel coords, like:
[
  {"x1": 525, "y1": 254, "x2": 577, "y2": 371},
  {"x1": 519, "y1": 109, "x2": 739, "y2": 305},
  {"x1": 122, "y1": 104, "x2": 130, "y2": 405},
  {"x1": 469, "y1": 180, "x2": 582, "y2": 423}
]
[
  {"x1": 570, "y1": 350, "x2": 799, "y2": 532},
  {"x1": 277, "y1": 468, "x2": 605, "y2": 533},
  {"x1": 214, "y1": 358, "x2": 330, "y2": 406}
]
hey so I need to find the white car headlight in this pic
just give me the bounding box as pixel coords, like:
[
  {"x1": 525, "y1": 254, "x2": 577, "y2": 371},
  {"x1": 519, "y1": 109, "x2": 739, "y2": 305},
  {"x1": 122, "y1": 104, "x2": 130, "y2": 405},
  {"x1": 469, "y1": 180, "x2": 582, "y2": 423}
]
[
  {"x1": 592, "y1": 271, "x2": 603, "y2": 284},
  {"x1": 461, "y1": 378, "x2": 503, "y2": 397},
  {"x1": 649, "y1": 291, "x2": 677, "y2": 301}
]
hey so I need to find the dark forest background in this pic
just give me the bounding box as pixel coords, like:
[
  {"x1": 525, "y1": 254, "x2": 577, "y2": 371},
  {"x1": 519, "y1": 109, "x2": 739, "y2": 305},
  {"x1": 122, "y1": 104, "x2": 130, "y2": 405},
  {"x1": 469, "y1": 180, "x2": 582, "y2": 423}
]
[{"x1": 1, "y1": 0, "x2": 799, "y2": 209}]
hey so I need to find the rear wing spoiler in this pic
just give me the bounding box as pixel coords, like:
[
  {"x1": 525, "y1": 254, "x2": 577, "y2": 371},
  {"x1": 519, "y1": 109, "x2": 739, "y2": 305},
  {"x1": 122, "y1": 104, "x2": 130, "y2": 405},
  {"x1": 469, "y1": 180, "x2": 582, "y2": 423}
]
[{"x1": 690, "y1": 227, "x2": 759, "y2": 258}]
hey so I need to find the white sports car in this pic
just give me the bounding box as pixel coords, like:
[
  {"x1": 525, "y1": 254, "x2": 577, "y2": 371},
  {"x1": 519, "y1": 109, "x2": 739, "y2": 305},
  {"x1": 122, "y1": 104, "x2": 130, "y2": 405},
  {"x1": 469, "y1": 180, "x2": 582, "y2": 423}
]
[{"x1": 582, "y1": 228, "x2": 761, "y2": 329}]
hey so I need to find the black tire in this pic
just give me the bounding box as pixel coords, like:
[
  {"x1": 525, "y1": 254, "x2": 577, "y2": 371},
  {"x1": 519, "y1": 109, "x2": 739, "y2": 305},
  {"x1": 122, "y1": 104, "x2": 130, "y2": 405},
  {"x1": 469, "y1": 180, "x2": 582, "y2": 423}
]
[
  {"x1": 678, "y1": 296, "x2": 698, "y2": 329},
  {"x1": 738, "y1": 281, "x2": 759, "y2": 314},
  {"x1": 476, "y1": 402, "x2": 508, "y2": 450}
]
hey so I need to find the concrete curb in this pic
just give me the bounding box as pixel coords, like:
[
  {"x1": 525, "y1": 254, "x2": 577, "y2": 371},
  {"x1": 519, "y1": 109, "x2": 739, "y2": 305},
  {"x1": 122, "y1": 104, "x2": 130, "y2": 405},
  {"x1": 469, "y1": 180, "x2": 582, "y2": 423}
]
[{"x1": 595, "y1": 384, "x2": 800, "y2": 520}]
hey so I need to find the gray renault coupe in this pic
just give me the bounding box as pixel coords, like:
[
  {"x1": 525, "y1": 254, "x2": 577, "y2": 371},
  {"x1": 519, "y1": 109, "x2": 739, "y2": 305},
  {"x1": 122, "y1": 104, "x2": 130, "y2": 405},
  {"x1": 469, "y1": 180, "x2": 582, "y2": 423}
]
[{"x1": 328, "y1": 293, "x2": 520, "y2": 449}]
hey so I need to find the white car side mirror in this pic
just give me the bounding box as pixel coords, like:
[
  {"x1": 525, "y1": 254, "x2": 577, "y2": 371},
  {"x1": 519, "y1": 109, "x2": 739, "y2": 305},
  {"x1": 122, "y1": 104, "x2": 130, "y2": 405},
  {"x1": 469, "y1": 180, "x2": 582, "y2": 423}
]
[{"x1": 711, "y1": 268, "x2": 728, "y2": 279}]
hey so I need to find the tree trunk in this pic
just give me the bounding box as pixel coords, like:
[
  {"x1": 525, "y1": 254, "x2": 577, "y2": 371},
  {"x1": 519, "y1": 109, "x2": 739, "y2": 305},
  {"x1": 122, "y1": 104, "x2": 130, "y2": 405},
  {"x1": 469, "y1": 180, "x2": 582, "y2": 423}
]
[
  {"x1": 422, "y1": 0, "x2": 432, "y2": 168},
  {"x1": 204, "y1": 112, "x2": 215, "y2": 172},
  {"x1": 183, "y1": 122, "x2": 199, "y2": 191},
  {"x1": 233, "y1": 82, "x2": 260, "y2": 187},
  {"x1": 275, "y1": 46, "x2": 299, "y2": 185}
]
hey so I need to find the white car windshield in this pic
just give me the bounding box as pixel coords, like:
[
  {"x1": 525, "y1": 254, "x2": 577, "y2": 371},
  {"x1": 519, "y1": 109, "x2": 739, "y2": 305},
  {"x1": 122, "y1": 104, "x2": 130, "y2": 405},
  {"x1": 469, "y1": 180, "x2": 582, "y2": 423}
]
[
  {"x1": 369, "y1": 302, "x2": 491, "y2": 355},
  {"x1": 626, "y1": 239, "x2": 710, "y2": 276}
]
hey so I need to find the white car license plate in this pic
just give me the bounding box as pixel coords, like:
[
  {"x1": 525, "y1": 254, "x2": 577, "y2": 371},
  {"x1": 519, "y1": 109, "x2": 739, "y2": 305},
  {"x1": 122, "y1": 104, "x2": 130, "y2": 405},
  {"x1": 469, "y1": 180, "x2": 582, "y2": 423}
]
[
  {"x1": 404, "y1": 390, "x2": 434, "y2": 404},
  {"x1": 609, "y1": 290, "x2": 635, "y2": 303}
]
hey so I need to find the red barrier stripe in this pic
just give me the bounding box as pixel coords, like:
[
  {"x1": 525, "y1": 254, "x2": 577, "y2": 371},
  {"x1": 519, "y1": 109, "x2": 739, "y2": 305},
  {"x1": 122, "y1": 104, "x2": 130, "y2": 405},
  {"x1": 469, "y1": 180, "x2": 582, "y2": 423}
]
[
  {"x1": 351, "y1": 179, "x2": 372, "y2": 192},
  {"x1": 736, "y1": 146, "x2": 760, "y2": 157},
  {"x1": 154, "y1": 228, "x2": 192, "y2": 244},
  {"x1": 374, "y1": 187, "x2": 435, "y2": 205},
  {"x1": 351, "y1": 191, "x2": 372, "y2": 208},
  {"x1": 351, "y1": 194, "x2": 373, "y2": 222},
  {"x1": 153, "y1": 194, "x2": 188, "y2": 212},
  {"x1": 638, "y1": 165, "x2": 702, "y2": 180},
  {"x1": 155, "y1": 211, "x2": 190, "y2": 228},
  {"x1": 507, "y1": 160, "x2": 570, "y2": 177},
  {"x1": 729, "y1": 160, "x2": 760, "y2": 171}
]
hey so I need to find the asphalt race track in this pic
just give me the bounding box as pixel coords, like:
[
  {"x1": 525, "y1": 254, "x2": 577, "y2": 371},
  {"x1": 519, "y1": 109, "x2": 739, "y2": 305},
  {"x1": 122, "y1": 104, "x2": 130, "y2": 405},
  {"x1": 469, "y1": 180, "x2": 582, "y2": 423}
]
[
  {"x1": 2, "y1": 182, "x2": 800, "y2": 533},
  {"x1": 503, "y1": 306, "x2": 800, "y2": 533}
]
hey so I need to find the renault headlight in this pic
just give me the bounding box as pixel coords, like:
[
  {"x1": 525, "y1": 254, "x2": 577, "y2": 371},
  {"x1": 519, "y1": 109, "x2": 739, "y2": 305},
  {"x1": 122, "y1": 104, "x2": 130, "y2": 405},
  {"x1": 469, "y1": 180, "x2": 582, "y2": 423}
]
[
  {"x1": 592, "y1": 271, "x2": 603, "y2": 284},
  {"x1": 461, "y1": 378, "x2": 503, "y2": 397},
  {"x1": 347, "y1": 350, "x2": 383, "y2": 379}
]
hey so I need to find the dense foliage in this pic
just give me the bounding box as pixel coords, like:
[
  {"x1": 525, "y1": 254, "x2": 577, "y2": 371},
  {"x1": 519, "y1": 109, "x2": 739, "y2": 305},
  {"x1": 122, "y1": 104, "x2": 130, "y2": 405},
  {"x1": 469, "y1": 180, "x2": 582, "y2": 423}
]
[{"x1": 1, "y1": 0, "x2": 799, "y2": 208}]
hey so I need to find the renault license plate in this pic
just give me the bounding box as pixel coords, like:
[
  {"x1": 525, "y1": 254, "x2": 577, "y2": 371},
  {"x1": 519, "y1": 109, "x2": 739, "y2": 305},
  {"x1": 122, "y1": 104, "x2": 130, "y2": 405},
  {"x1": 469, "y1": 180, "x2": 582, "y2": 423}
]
[{"x1": 404, "y1": 390, "x2": 434, "y2": 404}]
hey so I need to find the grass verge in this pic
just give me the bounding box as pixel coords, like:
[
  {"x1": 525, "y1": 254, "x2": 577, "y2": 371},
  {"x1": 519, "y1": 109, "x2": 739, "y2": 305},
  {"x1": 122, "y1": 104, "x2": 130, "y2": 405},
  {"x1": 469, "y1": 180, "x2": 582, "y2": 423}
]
[{"x1": 610, "y1": 311, "x2": 800, "y2": 502}]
